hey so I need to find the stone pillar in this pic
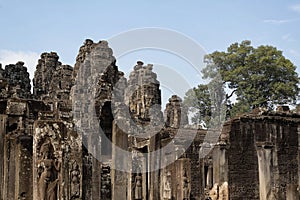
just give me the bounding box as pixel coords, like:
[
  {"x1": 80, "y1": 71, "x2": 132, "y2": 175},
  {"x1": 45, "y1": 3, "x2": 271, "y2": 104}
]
[
  {"x1": 82, "y1": 130, "x2": 102, "y2": 200},
  {"x1": 160, "y1": 138, "x2": 175, "y2": 200},
  {"x1": 212, "y1": 143, "x2": 228, "y2": 185},
  {"x1": 1, "y1": 100, "x2": 35, "y2": 200},
  {"x1": 256, "y1": 142, "x2": 274, "y2": 200},
  {"x1": 161, "y1": 169, "x2": 172, "y2": 200},
  {"x1": 112, "y1": 121, "x2": 128, "y2": 200},
  {"x1": 141, "y1": 156, "x2": 147, "y2": 200},
  {"x1": 149, "y1": 133, "x2": 161, "y2": 200},
  {"x1": 82, "y1": 149, "x2": 93, "y2": 199},
  {"x1": 3, "y1": 136, "x2": 17, "y2": 200},
  {"x1": 0, "y1": 114, "x2": 7, "y2": 200},
  {"x1": 207, "y1": 165, "x2": 213, "y2": 190},
  {"x1": 17, "y1": 135, "x2": 33, "y2": 199},
  {"x1": 127, "y1": 161, "x2": 133, "y2": 200},
  {"x1": 2, "y1": 134, "x2": 33, "y2": 200},
  {"x1": 175, "y1": 158, "x2": 191, "y2": 200},
  {"x1": 129, "y1": 152, "x2": 147, "y2": 200},
  {"x1": 92, "y1": 157, "x2": 101, "y2": 199}
]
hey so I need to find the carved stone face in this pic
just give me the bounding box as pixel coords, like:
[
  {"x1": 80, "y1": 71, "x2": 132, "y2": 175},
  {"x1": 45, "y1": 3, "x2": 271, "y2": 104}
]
[
  {"x1": 44, "y1": 161, "x2": 52, "y2": 170},
  {"x1": 40, "y1": 140, "x2": 54, "y2": 160},
  {"x1": 43, "y1": 149, "x2": 50, "y2": 159},
  {"x1": 72, "y1": 162, "x2": 79, "y2": 170}
]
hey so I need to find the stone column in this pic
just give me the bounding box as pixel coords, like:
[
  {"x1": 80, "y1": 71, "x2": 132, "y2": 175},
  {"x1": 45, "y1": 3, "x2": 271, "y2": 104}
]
[
  {"x1": 160, "y1": 138, "x2": 175, "y2": 200},
  {"x1": 129, "y1": 152, "x2": 147, "y2": 200},
  {"x1": 256, "y1": 142, "x2": 274, "y2": 200},
  {"x1": 142, "y1": 156, "x2": 147, "y2": 200},
  {"x1": 161, "y1": 169, "x2": 172, "y2": 200},
  {"x1": 0, "y1": 114, "x2": 7, "y2": 200},
  {"x1": 149, "y1": 133, "x2": 161, "y2": 200},
  {"x1": 212, "y1": 143, "x2": 228, "y2": 185},
  {"x1": 1, "y1": 100, "x2": 34, "y2": 199},
  {"x1": 16, "y1": 135, "x2": 33, "y2": 199},
  {"x1": 3, "y1": 137, "x2": 17, "y2": 200},
  {"x1": 207, "y1": 165, "x2": 213, "y2": 189},
  {"x1": 92, "y1": 157, "x2": 101, "y2": 199},
  {"x1": 2, "y1": 134, "x2": 33, "y2": 200},
  {"x1": 127, "y1": 160, "x2": 133, "y2": 200},
  {"x1": 175, "y1": 158, "x2": 191, "y2": 200},
  {"x1": 112, "y1": 121, "x2": 128, "y2": 200}
]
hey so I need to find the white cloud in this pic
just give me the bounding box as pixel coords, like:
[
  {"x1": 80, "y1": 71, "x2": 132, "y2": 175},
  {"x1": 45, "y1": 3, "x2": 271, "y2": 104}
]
[
  {"x1": 290, "y1": 4, "x2": 300, "y2": 13},
  {"x1": 263, "y1": 19, "x2": 291, "y2": 24},
  {"x1": 0, "y1": 50, "x2": 39, "y2": 80}
]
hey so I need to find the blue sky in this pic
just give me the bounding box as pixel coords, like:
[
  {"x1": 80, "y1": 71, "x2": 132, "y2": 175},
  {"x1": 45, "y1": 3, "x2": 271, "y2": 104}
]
[{"x1": 0, "y1": 0, "x2": 300, "y2": 105}]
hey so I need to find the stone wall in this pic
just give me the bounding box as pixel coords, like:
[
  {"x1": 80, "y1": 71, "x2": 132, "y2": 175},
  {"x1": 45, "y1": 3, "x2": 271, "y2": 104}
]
[
  {"x1": 213, "y1": 112, "x2": 300, "y2": 200},
  {"x1": 226, "y1": 118, "x2": 260, "y2": 200}
]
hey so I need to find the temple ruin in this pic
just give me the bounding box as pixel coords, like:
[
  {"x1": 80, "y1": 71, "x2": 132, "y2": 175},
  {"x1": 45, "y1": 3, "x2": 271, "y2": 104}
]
[{"x1": 0, "y1": 39, "x2": 299, "y2": 200}]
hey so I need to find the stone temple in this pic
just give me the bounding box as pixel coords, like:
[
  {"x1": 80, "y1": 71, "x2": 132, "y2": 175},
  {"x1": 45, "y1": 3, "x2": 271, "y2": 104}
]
[{"x1": 0, "y1": 39, "x2": 299, "y2": 200}]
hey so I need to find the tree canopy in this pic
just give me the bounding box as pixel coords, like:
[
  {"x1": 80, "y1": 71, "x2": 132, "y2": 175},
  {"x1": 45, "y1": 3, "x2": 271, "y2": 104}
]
[
  {"x1": 184, "y1": 40, "x2": 299, "y2": 124},
  {"x1": 183, "y1": 84, "x2": 212, "y2": 125}
]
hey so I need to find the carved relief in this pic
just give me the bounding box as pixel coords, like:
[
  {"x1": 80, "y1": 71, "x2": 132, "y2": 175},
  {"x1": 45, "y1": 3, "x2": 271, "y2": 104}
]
[
  {"x1": 209, "y1": 183, "x2": 219, "y2": 200},
  {"x1": 101, "y1": 165, "x2": 111, "y2": 199},
  {"x1": 37, "y1": 139, "x2": 60, "y2": 200},
  {"x1": 163, "y1": 171, "x2": 171, "y2": 200},
  {"x1": 183, "y1": 169, "x2": 190, "y2": 200},
  {"x1": 132, "y1": 158, "x2": 143, "y2": 200},
  {"x1": 219, "y1": 182, "x2": 228, "y2": 200},
  {"x1": 70, "y1": 161, "x2": 81, "y2": 199},
  {"x1": 134, "y1": 173, "x2": 142, "y2": 200}
]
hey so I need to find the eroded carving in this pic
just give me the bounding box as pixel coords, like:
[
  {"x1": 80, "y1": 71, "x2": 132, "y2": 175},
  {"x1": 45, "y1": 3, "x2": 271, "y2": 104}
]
[
  {"x1": 134, "y1": 173, "x2": 142, "y2": 200},
  {"x1": 183, "y1": 169, "x2": 190, "y2": 200},
  {"x1": 70, "y1": 161, "x2": 81, "y2": 199},
  {"x1": 163, "y1": 171, "x2": 172, "y2": 200},
  {"x1": 37, "y1": 139, "x2": 60, "y2": 200}
]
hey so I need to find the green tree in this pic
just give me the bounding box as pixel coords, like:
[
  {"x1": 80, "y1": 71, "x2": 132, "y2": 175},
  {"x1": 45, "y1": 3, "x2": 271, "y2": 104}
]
[
  {"x1": 203, "y1": 40, "x2": 299, "y2": 116},
  {"x1": 183, "y1": 74, "x2": 226, "y2": 128},
  {"x1": 184, "y1": 40, "x2": 299, "y2": 124},
  {"x1": 184, "y1": 84, "x2": 212, "y2": 125}
]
